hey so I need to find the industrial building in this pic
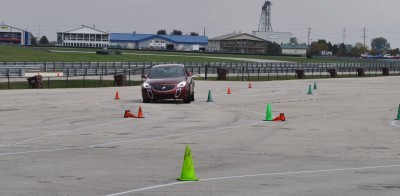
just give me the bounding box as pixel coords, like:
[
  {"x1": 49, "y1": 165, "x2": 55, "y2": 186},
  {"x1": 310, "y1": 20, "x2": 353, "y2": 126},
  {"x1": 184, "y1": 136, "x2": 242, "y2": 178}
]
[
  {"x1": 56, "y1": 25, "x2": 110, "y2": 48},
  {"x1": 0, "y1": 23, "x2": 32, "y2": 46},
  {"x1": 207, "y1": 33, "x2": 268, "y2": 54},
  {"x1": 109, "y1": 33, "x2": 208, "y2": 51}
]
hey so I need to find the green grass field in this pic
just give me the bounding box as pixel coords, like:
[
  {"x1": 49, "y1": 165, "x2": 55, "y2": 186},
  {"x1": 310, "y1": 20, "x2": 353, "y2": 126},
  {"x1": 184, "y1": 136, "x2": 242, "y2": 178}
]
[
  {"x1": 0, "y1": 45, "x2": 351, "y2": 63},
  {"x1": 0, "y1": 78, "x2": 143, "y2": 90}
]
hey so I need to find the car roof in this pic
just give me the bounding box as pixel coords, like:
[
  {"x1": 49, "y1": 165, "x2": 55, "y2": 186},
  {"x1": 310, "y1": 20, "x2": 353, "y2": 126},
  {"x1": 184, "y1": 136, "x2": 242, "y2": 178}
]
[{"x1": 151, "y1": 64, "x2": 185, "y2": 68}]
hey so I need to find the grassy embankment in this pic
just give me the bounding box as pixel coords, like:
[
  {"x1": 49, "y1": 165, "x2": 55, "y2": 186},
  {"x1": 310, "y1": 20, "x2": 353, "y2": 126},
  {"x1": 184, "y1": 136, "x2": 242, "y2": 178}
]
[{"x1": 0, "y1": 45, "x2": 350, "y2": 63}]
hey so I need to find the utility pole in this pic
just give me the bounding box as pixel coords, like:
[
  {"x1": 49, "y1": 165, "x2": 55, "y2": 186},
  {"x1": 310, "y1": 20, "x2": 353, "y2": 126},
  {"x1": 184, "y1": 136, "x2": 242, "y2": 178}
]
[
  {"x1": 203, "y1": 28, "x2": 206, "y2": 36},
  {"x1": 363, "y1": 27, "x2": 367, "y2": 47},
  {"x1": 307, "y1": 27, "x2": 311, "y2": 46},
  {"x1": 342, "y1": 28, "x2": 346, "y2": 44}
]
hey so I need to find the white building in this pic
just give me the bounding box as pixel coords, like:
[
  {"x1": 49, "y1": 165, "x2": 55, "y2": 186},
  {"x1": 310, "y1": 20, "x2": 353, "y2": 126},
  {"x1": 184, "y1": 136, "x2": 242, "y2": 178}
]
[
  {"x1": 57, "y1": 25, "x2": 110, "y2": 48},
  {"x1": 281, "y1": 44, "x2": 307, "y2": 56},
  {"x1": 252, "y1": 31, "x2": 292, "y2": 45}
]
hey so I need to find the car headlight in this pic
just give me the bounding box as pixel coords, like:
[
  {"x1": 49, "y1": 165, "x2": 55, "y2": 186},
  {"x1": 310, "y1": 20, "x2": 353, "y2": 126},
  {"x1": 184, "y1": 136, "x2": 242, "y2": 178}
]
[
  {"x1": 177, "y1": 81, "x2": 187, "y2": 88},
  {"x1": 143, "y1": 82, "x2": 151, "y2": 89}
]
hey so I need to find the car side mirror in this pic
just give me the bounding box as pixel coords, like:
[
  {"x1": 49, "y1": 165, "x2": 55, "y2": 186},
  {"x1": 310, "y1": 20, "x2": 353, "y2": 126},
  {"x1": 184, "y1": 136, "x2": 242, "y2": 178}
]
[
  {"x1": 141, "y1": 74, "x2": 147, "y2": 78},
  {"x1": 187, "y1": 72, "x2": 193, "y2": 76}
]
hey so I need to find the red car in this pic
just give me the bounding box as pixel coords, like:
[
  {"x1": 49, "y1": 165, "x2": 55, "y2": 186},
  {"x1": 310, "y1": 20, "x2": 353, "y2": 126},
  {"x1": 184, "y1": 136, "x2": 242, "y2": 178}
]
[{"x1": 141, "y1": 64, "x2": 195, "y2": 103}]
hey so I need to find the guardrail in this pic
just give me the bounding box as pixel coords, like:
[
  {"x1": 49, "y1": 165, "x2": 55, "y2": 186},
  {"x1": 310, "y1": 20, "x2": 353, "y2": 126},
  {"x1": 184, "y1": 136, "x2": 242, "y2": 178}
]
[{"x1": 1, "y1": 61, "x2": 400, "y2": 78}]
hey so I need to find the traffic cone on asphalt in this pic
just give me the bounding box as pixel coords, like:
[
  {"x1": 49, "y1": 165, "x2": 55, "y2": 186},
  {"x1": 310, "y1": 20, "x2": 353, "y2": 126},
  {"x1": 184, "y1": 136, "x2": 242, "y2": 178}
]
[
  {"x1": 263, "y1": 103, "x2": 273, "y2": 121},
  {"x1": 178, "y1": 145, "x2": 199, "y2": 181},
  {"x1": 272, "y1": 113, "x2": 286, "y2": 121},
  {"x1": 115, "y1": 91, "x2": 120, "y2": 100},
  {"x1": 207, "y1": 90, "x2": 213, "y2": 102},
  {"x1": 248, "y1": 83, "x2": 252, "y2": 88},
  {"x1": 307, "y1": 85, "x2": 313, "y2": 95},
  {"x1": 124, "y1": 110, "x2": 136, "y2": 118},
  {"x1": 313, "y1": 82, "x2": 318, "y2": 90},
  {"x1": 137, "y1": 106, "x2": 144, "y2": 118},
  {"x1": 279, "y1": 113, "x2": 286, "y2": 121},
  {"x1": 396, "y1": 104, "x2": 400, "y2": 120},
  {"x1": 227, "y1": 87, "x2": 232, "y2": 94},
  {"x1": 272, "y1": 116, "x2": 281, "y2": 121}
]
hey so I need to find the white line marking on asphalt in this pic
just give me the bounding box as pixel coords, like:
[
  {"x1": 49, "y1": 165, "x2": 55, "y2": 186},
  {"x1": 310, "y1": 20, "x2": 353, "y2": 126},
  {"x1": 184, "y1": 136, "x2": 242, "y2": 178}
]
[
  {"x1": 0, "y1": 147, "x2": 84, "y2": 156},
  {"x1": 209, "y1": 102, "x2": 264, "y2": 115},
  {"x1": 105, "y1": 164, "x2": 400, "y2": 196},
  {"x1": 14, "y1": 119, "x2": 128, "y2": 145},
  {"x1": 90, "y1": 121, "x2": 263, "y2": 148},
  {"x1": 391, "y1": 120, "x2": 400, "y2": 127}
]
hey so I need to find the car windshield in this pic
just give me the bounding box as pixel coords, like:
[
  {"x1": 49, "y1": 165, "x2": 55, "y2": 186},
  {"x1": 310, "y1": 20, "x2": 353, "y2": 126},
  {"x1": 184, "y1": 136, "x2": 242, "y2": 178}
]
[{"x1": 148, "y1": 66, "x2": 186, "y2": 78}]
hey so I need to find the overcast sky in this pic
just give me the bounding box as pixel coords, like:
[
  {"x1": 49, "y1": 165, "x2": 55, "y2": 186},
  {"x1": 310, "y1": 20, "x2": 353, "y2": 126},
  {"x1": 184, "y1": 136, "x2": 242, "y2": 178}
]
[{"x1": 2, "y1": 0, "x2": 400, "y2": 48}]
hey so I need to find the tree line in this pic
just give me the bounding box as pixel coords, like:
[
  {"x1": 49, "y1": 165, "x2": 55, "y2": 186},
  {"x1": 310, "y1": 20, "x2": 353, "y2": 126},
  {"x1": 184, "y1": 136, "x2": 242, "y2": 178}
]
[
  {"x1": 157, "y1": 29, "x2": 199, "y2": 36},
  {"x1": 308, "y1": 37, "x2": 399, "y2": 57}
]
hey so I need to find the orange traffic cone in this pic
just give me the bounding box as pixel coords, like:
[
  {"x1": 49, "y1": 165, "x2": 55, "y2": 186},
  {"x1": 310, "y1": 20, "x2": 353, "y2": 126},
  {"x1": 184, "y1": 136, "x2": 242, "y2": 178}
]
[
  {"x1": 272, "y1": 113, "x2": 286, "y2": 121},
  {"x1": 115, "y1": 91, "x2": 120, "y2": 100},
  {"x1": 272, "y1": 116, "x2": 281, "y2": 121},
  {"x1": 137, "y1": 106, "x2": 144, "y2": 118},
  {"x1": 280, "y1": 113, "x2": 286, "y2": 121},
  {"x1": 227, "y1": 87, "x2": 232, "y2": 94},
  {"x1": 124, "y1": 110, "x2": 136, "y2": 118},
  {"x1": 248, "y1": 83, "x2": 252, "y2": 88}
]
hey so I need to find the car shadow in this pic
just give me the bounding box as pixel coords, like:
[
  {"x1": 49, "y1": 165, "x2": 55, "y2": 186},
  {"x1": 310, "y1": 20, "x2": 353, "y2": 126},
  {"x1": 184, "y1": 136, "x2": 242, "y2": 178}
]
[{"x1": 131, "y1": 99, "x2": 188, "y2": 104}]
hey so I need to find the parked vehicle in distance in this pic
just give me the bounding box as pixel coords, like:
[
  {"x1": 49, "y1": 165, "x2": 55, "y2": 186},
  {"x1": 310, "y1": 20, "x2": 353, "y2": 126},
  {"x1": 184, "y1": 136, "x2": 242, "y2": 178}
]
[{"x1": 141, "y1": 64, "x2": 195, "y2": 103}]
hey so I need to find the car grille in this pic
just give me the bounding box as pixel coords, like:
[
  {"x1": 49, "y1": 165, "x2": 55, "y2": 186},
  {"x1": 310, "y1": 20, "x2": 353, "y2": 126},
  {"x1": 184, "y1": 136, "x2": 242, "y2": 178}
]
[{"x1": 152, "y1": 84, "x2": 176, "y2": 91}]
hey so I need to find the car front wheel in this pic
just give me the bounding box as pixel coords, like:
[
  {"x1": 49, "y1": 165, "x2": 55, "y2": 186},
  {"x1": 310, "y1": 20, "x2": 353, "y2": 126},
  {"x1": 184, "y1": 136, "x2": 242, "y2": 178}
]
[{"x1": 183, "y1": 90, "x2": 191, "y2": 104}]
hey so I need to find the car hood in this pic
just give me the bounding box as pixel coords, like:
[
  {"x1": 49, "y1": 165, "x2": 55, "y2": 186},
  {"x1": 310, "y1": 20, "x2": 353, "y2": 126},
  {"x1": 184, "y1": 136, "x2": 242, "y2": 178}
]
[{"x1": 145, "y1": 77, "x2": 186, "y2": 85}]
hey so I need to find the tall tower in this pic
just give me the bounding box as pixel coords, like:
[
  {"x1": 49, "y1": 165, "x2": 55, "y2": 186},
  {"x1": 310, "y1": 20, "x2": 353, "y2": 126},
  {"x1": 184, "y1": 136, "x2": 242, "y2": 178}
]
[{"x1": 258, "y1": 1, "x2": 273, "y2": 32}]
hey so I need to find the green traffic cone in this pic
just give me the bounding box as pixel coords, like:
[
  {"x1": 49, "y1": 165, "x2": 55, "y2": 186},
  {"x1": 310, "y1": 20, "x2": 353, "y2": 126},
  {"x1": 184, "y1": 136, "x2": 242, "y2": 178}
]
[
  {"x1": 313, "y1": 82, "x2": 317, "y2": 90},
  {"x1": 207, "y1": 90, "x2": 213, "y2": 102},
  {"x1": 178, "y1": 145, "x2": 199, "y2": 181},
  {"x1": 396, "y1": 104, "x2": 400, "y2": 120},
  {"x1": 308, "y1": 84, "x2": 313, "y2": 95},
  {"x1": 263, "y1": 103, "x2": 273, "y2": 121}
]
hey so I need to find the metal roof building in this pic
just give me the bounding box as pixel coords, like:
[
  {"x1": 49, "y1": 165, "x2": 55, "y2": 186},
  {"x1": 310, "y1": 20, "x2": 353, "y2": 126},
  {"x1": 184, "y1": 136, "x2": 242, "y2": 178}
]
[
  {"x1": 207, "y1": 33, "x2": 268, "y2": 54},
  {"x1": 110, "y1": 33, "x2": 208, "y2": 51},
  {"x1": 0, "y1": 23, "x2": 32, "y2": 46}
]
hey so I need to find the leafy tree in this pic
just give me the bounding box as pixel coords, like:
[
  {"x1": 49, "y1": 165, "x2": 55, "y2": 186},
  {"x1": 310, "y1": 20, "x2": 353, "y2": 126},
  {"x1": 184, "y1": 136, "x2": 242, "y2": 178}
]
[
  {"x1": 266, "y1": 41, "x2": 281, "y2": 55},
  {"x1": 157, "y1": 29, "x2": 167, "y2": 35},
  {"x1": 350, "y1": 42, "x2": 369, "y2": 56},
  {"x1": 371, "y1": 37, "x2": 390, "y2": 54},
  {"x1": 171, "y1": 29, "x2": 183, "y2": 35},
  {"x1": 309, "y1": 39, "x2": 329, "y2": 55},
  {"x1": 290, "y1": 37, "x2": 298, "y2": 44},
  {"x1": 190, "y1": 32, "x2": 199, "y2": 36},
  {"x1": 331, "y1": 44, "x2": 339, "y2": 55},
  {"x1": 31, "y1": 36, "x2": 37, "y2": 45},
  {"x1": 39, "y1": 36, "x2": 49, "y2": 45},
  {"x1": 336, "y1": 43, "x2": 348, "y2": 56},
  {"x1": 327, "y1": 41, "x2": 333, "y2": 52},
  {"x1": 388, "y1": 48, "x2": 400, "y2": 56}
]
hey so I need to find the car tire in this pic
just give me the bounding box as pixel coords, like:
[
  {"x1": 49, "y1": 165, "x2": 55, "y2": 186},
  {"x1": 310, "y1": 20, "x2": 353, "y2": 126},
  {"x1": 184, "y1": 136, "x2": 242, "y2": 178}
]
[
  {"x1": 143, "y1": 98, "x2": 150, "y2": 103},
  {"x1": 190, "y1": 92, "x2": 195, "y2": 101},
  {"x1": 183, "y1": 90, "x2": 191, "y2": 104}
]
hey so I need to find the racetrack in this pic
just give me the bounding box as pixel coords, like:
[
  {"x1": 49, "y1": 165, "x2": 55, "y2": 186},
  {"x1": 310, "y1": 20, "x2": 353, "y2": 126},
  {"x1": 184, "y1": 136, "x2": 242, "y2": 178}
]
[{"x1": 1, "y1": 76, "x2": 400, "y2": 195}]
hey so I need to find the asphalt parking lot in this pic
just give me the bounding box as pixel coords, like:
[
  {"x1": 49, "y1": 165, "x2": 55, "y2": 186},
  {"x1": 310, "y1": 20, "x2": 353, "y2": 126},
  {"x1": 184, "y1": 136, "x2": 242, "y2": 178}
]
[{"x1": 1, "y1": 76, "x2": 400, "y2": 195}]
